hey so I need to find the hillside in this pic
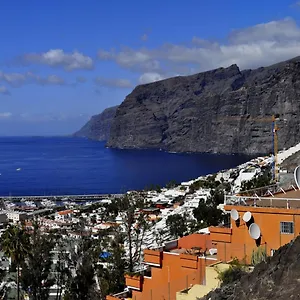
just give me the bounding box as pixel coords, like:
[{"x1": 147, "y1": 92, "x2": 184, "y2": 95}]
[
  {"x1": 200, "y1": 237, "x2": 300, "y2": 300},
  {"x1": 74, "y1": 105, "x2": 118, "y2": 141},
  {"x1": 107, "y1": 56, "x2": 300, "y2": 154}
]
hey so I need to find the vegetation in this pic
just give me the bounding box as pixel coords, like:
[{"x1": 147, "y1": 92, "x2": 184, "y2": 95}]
[
  {"x1": 217, "y1": 259, "x2": 247, "y2": 286},
  {"x1": 193, "y1": 189, "x2": 226, "y2": 229},
  {"x1": 251, "y1": 247, "x2": 267, "y2": 265},
  {"x1": 240, "y1": 167, "x2": 272, "y2": 192},
  {"x1": 21, "y1": 222, "x2": 55, "y2": 300},
  {"x1": 166, "y1": 214, "x2": 188, "y2": 238},
  {"x1": 165, "y1": 180, "x2": 179, "y2": 189},
  {"x1": 188, "y1": 175, "x2": 231, "y2": 194},
  {"x1": 1, "y1": 224, "x2": 31, "y2": 300}
]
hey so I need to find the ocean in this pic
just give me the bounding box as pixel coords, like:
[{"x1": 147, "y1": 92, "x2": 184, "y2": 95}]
[{"x1": 0, "y1": 137, "x2": 252, "y2": 196}]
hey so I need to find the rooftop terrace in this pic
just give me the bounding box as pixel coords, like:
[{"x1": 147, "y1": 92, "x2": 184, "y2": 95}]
[{"x1": 225, "y1": 187, "x2": 300, "y2": 209}]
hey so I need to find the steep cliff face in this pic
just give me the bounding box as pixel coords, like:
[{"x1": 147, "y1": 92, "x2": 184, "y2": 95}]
[
  {"x1": 107, "y1": 57, "x2": 300, "y2": 154},
  {"x1": 74, "y1": 105, "x2": 118, "y2": 141}
]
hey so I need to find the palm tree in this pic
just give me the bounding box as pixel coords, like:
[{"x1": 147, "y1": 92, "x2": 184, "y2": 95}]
[{"x1": 1, "y1": 225, "x2": 31, "y2": 300}]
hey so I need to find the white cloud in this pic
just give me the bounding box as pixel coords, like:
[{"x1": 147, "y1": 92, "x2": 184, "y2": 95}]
[
  {"x1": 22, "y1": 49, "x2": 94, "y2": 71},
  {"x1": 98, "y1": 18, "x2": 300, "y2": 76},
  {"x1": 0, "y1": 71, "x2": 27, "y2": 87},
  {"x1": 0, "y1": 112, "x2": 12, "y2": 118},
  {"x1": 0, "y1": 71, "x2": 66, "y2": 87},
  {"x1": 228, "y1": 18, "x2": 300, "y2": 44},
  {"x1": 95, "y1": 77, "x2": 132, "y2": 88},
  {"x1": 139, "y1": 72, "x2": 164, "y2": 84},
  {"x1": 0, "y1": 86, "x2": 10, "y2": 95},
  {"x1": 38, "y1": 75, "x2": 65, "y2": 85},
  {"x1": 98, "y1": 48, "x2": 160, "y2": 72}
]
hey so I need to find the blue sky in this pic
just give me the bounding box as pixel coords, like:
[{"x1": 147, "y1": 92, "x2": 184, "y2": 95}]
[{"x1": 1, "y1": 0, "x2": 300, "y2": 135}]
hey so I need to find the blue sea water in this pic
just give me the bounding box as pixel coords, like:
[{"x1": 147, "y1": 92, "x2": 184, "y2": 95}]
[{"x1": 0, "y1": 137, "x2": 252, "y2": 196}]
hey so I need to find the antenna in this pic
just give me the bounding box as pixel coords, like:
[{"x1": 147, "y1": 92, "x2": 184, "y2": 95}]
[
  {"x1": 242, "y1": 211, "x2": 252, "y2": 223},
  {"x1": 249, "y1": 223, "x2": 261, "y2": 240},
  {"x1": 294, "y1": 166, "x2": 300, "y2": 190},
  {"x1": 230, "y1": 209, "x2": 239, "y2": 221}
]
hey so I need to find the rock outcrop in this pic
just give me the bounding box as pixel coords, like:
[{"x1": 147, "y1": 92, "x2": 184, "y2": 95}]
[
  {"x1": 107, "y1": 57, "x2": 300, "y2": 154},
  {"x1": 74, "y1": 105, "x2": 118, "y2": 141},
  {"x1": 200, "y1": 237, "x2": 300, "y2": 300}
]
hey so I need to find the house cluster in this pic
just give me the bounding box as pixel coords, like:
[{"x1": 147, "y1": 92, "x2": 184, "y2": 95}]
[{"x1": 107, "y1": 170, "x2": 300, "y2": 300}]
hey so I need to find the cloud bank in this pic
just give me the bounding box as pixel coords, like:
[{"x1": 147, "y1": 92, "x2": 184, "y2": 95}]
[
  {"x1": 98, "y1": 18, "x2": 300, "y2": 84},
  {"x1": 0, "y1": 71, "x2": 66, "y2": 87},
  {"x1": 21, "y1": 49, "x2": 94, "y2": 71}
]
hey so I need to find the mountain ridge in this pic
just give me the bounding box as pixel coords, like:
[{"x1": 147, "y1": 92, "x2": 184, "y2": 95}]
[
  {"x1": 75, "y1": 56, "x2": 300, "y2": 154},
  {"x1": 107, "y1": 56, "x2": 300, "y2": 154},
  {"x1": 73, "y1": 105, "x2": 118, "y2": 141}
]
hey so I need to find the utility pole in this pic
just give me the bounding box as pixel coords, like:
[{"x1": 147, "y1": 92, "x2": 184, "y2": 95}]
[{"x1": 272, "y1": 115, "x2": 279, "y2": 182}]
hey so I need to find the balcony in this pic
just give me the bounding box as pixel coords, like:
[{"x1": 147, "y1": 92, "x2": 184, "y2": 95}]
[
  {"x1": 125, "y1": 274, "x2": 143, "y2": 291},
  {"x1": 180, "y1": 253, "x2": 198, "y2": 269},
  {"x1": 143, "y1": 248, "x2": 162, "y2": 267}
]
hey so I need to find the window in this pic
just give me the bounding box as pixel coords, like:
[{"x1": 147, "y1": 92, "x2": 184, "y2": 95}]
[{"x1": 280, "y1": 222, "x2": 294, "y2": 234}]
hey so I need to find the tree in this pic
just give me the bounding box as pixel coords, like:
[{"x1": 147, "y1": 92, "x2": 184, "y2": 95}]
[
  {"x1": 64, "y1": 238, "x2": 100, "y2": 300},
  {"x1": 97, "y1": 231, "x2": 126, "y2": 299},
  {"x1": 240, "y1": 167, "x2": 272, "y2": 192},
  {"x1": 166, "y1": 214, "x2": 188, "y2": 238},
  {"x1": 90, "y1": 215, "x2": 97, "y2": 225},
  {"x1": 54, "y1": 240, "x2": 71, "y2": 300},
  {"x1": 21, "y1": 223, "x2": 55, "y2": 300},
  {"x1": 193, "y1": 198, "x2": 225, "y2": 227},
  {"x1": 116, "y1": 193, "x2": 149, "y2": 272},
  {"x1": 1, "y1": 225, "x2": 31, "y2": 300},
  {"x1": 165, "y1": 180, "x2": 178, "y2": 189}
]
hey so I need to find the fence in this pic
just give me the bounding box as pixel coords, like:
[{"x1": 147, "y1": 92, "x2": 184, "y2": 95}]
[
  {"x1": 216, "y1": 241, "x2": 275, "y2": 265},
  {"x1": 225, "y1": 194, "x2": 300, "y2": 209}
]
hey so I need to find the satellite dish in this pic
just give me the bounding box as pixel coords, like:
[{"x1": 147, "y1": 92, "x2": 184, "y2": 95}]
[
  {"x1": 249, "y1": 223, "x2": 261, "y2": 240},
  {"x1": 294, "y1": 166, "x2": 300, "y2": 190},
  {"x1": 243, "y1": 211, "x2": 252, "y2": 223},
  {"x1": 230, "y1": 209, "x2": 239, "y2": 221}
]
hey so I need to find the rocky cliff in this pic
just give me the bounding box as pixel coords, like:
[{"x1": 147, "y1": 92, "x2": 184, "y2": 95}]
[
  {"x1": 107, "y1": 57, "x2": 300, "y2": 154},
  {"x1": 74, "y1": 105, "x2": 118, "y2": 141},
  {"x1": 200, "y1": 237, "x2": 300, "y2": 300}
]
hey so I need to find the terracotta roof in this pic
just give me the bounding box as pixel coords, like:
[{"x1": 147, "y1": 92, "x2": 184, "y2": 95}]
[{"x1": 58, "y1": 210, "x2": 73, "y2": 216}]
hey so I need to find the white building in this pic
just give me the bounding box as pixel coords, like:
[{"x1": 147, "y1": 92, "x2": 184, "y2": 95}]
[
  {"x1": 7, "y1": 211, "x2": 27, "y2": 223},
  {"x1": 55, "y1": 210, "x2": 73, "y2": 222}
]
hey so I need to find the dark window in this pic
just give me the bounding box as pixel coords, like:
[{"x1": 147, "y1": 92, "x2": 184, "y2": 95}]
[{"x1": 280, "y1": 222, "x2": 294, "y2": 234}]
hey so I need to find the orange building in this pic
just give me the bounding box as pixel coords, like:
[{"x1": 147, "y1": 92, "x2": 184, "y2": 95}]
[
  {"x1": 108, "y1": 188, "x2": 300, "y2": 300},
  {"x1": 210, "y1": 189, "x2": 300, "y2": 264},
  {"x1": 107, "y1": 233, "x2": 215, "y2": 300}
]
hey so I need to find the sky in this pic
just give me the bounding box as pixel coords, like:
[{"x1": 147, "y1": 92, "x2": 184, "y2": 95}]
[{"x1": 1, "y1": 0, "x2": 300, "y2": 135}]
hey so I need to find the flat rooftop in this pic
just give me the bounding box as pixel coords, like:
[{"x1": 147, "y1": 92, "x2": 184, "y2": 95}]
[{"x1": 226, "y1": 188, "x2": 300, "y2": 209}]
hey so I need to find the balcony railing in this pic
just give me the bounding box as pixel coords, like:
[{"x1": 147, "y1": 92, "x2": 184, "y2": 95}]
[{"x1": 225, "y1": 194, "x2": 300, "y2": 209}]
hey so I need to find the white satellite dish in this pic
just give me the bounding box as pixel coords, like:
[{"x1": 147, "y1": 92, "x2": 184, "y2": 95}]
[
  {"x1": 243, "y1": 211, "x2": 252, "y2": 223},
  {"x1": 249, "y1": 223, "x2": 261, "y2": 240},
  {"x1": 230, "y1": 209, "x2": 239, "y2": 221},
  {"x1": 294, "y1": 166, "x2": 300, "y2": 190}
]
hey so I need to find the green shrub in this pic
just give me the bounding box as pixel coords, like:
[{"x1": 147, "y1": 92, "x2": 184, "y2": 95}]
[
  {"x1": 217, "y1": 259, "x2": 247, "y2": 286},
  {"x1": 251, "y1": 247, "x2": 267, "y2": 265}
]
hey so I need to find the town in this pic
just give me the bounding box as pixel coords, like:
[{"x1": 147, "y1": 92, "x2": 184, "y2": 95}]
[{"x1": 0, "y1": 142, "x2": 299, "y2": 299}]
